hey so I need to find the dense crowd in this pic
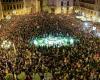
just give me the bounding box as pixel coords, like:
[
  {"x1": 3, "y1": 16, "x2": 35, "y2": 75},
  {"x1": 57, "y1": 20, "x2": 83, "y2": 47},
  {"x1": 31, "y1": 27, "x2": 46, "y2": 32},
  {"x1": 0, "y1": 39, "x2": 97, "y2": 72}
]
[{"x1": 0, "y1": 13, "x2": 100, "y2": 80}]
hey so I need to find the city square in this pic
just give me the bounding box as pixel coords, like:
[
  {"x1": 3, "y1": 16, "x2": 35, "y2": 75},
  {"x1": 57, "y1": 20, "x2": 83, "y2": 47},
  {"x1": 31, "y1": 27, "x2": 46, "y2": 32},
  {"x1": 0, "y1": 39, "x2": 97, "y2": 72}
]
[{"x1": 0, "y1": 0, "x2": 100, "y2": 80}]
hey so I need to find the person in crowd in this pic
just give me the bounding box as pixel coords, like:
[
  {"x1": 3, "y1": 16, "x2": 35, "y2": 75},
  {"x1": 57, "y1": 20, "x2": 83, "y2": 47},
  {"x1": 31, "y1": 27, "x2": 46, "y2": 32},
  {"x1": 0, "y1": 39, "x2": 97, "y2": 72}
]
[{"x1": 0, "y1": 13, "x2": 100, "y2": 80}]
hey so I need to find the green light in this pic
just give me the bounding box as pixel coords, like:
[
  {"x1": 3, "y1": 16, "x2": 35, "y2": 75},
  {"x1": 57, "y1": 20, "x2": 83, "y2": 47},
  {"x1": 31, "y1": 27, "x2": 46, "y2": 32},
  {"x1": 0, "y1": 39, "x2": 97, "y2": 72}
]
[{"x1": 30, "y1": 35, "x2": 78, "y2": 47}]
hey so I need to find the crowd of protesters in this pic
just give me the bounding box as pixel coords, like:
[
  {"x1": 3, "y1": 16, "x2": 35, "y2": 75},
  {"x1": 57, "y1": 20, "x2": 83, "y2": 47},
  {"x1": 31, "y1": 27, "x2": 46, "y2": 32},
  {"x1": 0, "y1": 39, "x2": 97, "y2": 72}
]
[{"x1": 0, "y1": 13, "x2": 100, "y2": 80}]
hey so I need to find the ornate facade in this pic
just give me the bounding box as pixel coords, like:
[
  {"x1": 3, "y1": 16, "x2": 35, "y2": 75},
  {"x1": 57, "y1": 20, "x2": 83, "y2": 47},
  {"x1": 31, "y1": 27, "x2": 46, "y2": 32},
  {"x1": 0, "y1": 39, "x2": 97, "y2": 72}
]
[
  {"x1": 49, "y1": 0, "x2": 73, "y2": 14},
  {"x1": 1, "y1": 0, "x2": 24, "y2": 18},
  {"x1": 0, "y1": 0, "x2": 38, "y2": 19},
  {"x1": 74, "y1": 0, "x2": 100, "y2": 22},
  {"x1": 0, "y1": 0, "x2": 74, "y2": 20}
]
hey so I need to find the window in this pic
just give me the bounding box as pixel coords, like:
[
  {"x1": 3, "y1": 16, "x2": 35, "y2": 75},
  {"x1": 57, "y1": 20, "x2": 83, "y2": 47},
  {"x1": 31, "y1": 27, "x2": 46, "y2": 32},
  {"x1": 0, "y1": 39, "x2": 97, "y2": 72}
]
[
  {"x1": 13, "y1": 5, "x2": 16, "y2": 9},
  {"x1": 17, "y1": 4, "x2": 19, "y2": 9},
  {"x1": 9, "y1": 0, "x2": 12, "y2": 2},
  {"x1": 19, "y1": 4, "x2": 21, "y2": 9},
  {"x1": 61, "y1": 1, "x2": 64, "y2": 6},
  {"x1": 67, "y1": 1, "x2": 69, "y2": 6},
  {"x1": 7, "y1": 5, "x2": 9, "y2": 10},
  {"x1": 10, "y1": 5, "x2": 12, "y2": 10},
  {"x1": 4, "y1": 6, "x2": 6, "y2": 10}
]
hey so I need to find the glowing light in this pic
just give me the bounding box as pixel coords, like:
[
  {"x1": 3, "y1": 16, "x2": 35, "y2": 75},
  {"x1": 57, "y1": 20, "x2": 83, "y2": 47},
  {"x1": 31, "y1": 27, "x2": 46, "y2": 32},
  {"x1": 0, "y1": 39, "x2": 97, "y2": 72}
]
[
  {"x1": 96, "y1": 32, "x2": 100, "y2": 37},
  {"x1": 83, "y1": 22, "x2": 91, "y2": 30},
  {"x1": 70, "y1": 39, "x2": 74, "y2": 44},
  {"x1": 33, "y1": 40, "x2": 38, "y2": 45},
  {"x1": 1, "y1": 40, "x2": 12, "y2": 49},
  {"x1": 82, "y1": 12, "x2": 85, "y2": 16},
  {"x1": 76, "y1": 16, "x2": 87, "y2": 21},
  {"x1": 6, "y1": 15, "x2": 11, "y2": 20},
  {"x1": 84, "y1": 22, "x2": 88, "y2": 27},
  {"x1": 30, "y1": 35, "x2": 78, "y2": 47},
  {"x1": 37, "y1": 26, "x2": 40, "y2": 29},
  {"x1": 92, "y1": 26, "x2": 96, "y2": 31},
  {"x1": 75, "y1": 10, "x2": 79, "y2": 13},
  {"x1": 12, "y1": 10, "x2": 16, "y2": 14}
]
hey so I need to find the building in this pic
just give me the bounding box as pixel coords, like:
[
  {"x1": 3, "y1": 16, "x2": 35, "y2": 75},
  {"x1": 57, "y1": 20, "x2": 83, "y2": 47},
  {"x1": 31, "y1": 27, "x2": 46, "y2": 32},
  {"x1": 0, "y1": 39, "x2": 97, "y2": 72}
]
[
  {"x1": 1, "y1": 0, "x2": 24, "y2": 19},
  {"x1": 33, "y1": 0, "x2": 74, "y2": 14},
  {"x1": 0, "y1": 0, "x2": 48, "y2": 20},
  {"x1": 37, "y1": 0, "x2": 49, "y2": 12},
  {"x1": 0, "y1": 0, "x2": 74, "y2": 20},
  {"x1": 0, "y1": 0, "x2": 38, "y2": 20},
  {"x1": 49, "y1": 0, "x2": 73, "y2": 14},
  {"x1": 74, "y1": 0, "x2": 100, "y2": 22},
  {"x1": 24, "y1": 0, "x2": 39, "y2": 13}
]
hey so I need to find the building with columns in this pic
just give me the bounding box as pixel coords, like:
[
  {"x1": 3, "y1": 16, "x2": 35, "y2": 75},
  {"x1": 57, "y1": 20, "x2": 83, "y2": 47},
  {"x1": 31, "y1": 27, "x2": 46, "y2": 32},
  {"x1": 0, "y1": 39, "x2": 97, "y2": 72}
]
[
  {"x1": 74, "y1": 0, "x2": 100, "y2": 22},
  {"x1": 49, "y1": 0, "x2": 73, "y2": 14},
  {"x1": 0, "y1": 0, "x2": 74, "y2": 20},
  {"x1": 0, "y1": 0, "x2": 39, "y2": 20},
  {"x1": 1, "y1": 0, "x2": 24, "y2": 18}
]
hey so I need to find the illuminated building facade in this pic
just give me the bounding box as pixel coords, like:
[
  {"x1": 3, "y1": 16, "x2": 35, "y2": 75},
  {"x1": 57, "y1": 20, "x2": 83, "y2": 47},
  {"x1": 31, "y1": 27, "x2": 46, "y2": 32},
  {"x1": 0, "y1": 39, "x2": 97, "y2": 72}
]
[
  {"x1": 74, "y1": 0, "x2": 100, "y2": 22},
  {"x1": 0, "y1": 0, "x2": 38, "y2": 19},
  {"x1": 24, "y1": 0, "x2": 39, "y2": 13},
  {"x1": 0, "y1": 0, "x2": 74, "y2": 20},
  {"x1": 1, "y1": 0, "x2": 24, "y2": 18},
  {"x1": 49, "y1": 0, "x2": 73, "y2": 14}
]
